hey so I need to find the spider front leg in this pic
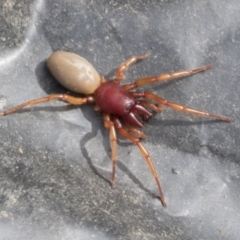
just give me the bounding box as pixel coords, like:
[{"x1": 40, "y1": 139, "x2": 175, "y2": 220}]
[
  {"x1": 103, "y1": 113, "x2": 118, "y2": 187},
  {"x1": 123, "y1": 64, "x2": 213, "y2": 91},
  {"x1": 115, "y1": 52, "x2": 150, "y2": 83},
  {"x1": 137, "y1": 99, "x2": 163, "y2": 113},
  {"x1": 131, "y1": 92, "x2": 232, "y2": 122},
  {"x1": 124, "y1": 122, "x2": 146, "y2": 139},
  {"x1": 0, "y1": 94, "x2": 94, "y2": 116},
  {"x1": 113, "y1": 117, "x2": 167, "y2": 207}
]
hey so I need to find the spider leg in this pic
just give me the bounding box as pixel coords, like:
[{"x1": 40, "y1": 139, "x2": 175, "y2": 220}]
[
  {"x1": 113, "y1": 117, "x2": 167, "y2": 207},
  {"x1": 103, "y1": 113, "x2": 118, "y2": 187},
  {"x1": 0, "y1": 94, "x2": 94, "y2": 116},
  {"x1": 115, "y1": 53, "x2": 150, "y2": 83},
  {"x1": 123, "y1": 64, "x2": 213, "y2": 91},
  {"x1": 137, "y1": 99, "x2": 163, "y2": 113},
  {"x1": 131, "y1": 92, "x2": 232, "y2": 122},
  {"x1": 124, "y1": 122, "x2": 146, "y2": 139}
]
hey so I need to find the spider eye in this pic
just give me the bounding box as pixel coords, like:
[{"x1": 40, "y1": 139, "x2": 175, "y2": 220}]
[{"x1": 47, "y1": 51, "x2": 101, "y2": 94}]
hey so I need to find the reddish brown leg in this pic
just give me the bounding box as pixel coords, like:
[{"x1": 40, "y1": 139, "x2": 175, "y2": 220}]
[
  {"x1": 115, "y1": 53, "x2": 150, "y2": 83},
  {"x1": 124, "y1": 122, "x2": 146, "y2": 140},
  {"x1": 123, "y1": 65, "x2": 213, "y2": 91},
  {"x1": 113, "y1": 117, "x2": 167, "y2": 207},
  {"x1": 0, "y1": 94, "x2": 95, "y2": 116},
  {"x1": 103, "y1": 113, "x2": 118, "y2": 187},
  {"x1": 131, "y1": 92, "x2": 232, "y2": 122},
  {"x1": 137, "y1": 99, "x2": 163, "y2": 113}
]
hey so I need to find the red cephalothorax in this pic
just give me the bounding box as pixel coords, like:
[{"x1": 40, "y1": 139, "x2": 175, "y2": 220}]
[
  {"x1": 0, "y1": 51, "x2": 231, "y2": 207},
  {"x1": 94, "y1": 81, "x2": 152, "y2": 128}
]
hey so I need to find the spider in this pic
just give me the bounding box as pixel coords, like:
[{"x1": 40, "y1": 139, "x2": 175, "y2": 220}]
[{"x1": 0, "y1": 51, "x2": 231, "y2": 207}]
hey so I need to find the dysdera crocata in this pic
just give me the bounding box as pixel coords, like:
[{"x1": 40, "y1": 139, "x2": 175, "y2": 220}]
[{"x1": 0, "y1": 51, "x2": 231, "y2": 207}]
